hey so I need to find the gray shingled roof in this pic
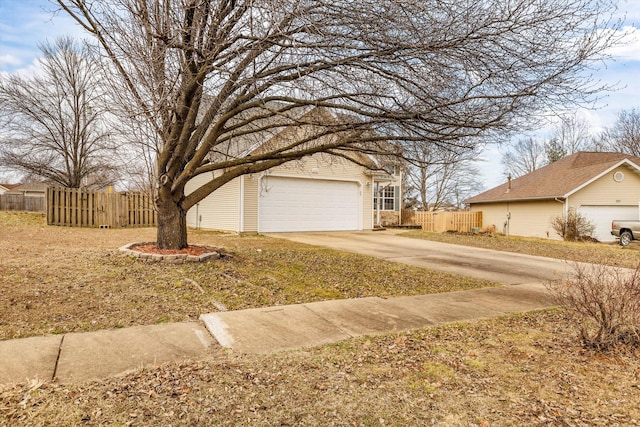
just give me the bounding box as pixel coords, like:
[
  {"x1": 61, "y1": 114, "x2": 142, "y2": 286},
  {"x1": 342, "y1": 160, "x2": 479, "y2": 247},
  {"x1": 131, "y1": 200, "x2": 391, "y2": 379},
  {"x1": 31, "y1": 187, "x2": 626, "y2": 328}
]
[{"x1": 466, "y1": 152, "x2": 640, "y2": 204}]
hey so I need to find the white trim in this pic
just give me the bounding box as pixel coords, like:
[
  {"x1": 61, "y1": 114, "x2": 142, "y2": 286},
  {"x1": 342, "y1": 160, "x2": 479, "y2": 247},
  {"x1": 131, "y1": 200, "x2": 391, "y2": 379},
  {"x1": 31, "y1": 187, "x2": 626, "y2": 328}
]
[{"x1": 564, "y1": 159, "x2": 640, "y2": 198}]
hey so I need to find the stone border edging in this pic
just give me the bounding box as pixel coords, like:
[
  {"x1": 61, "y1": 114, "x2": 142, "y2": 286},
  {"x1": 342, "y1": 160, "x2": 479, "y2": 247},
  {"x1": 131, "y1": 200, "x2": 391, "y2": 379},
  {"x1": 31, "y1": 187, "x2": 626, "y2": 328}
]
[{"x1": 118, "y1": 242, "x2": 221, "y2": 264}]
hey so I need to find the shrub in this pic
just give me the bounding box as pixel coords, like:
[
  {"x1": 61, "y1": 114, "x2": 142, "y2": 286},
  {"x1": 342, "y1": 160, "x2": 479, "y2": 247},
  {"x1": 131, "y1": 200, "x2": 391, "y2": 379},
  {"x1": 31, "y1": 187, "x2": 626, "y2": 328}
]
[
  {"x1": 547, "y1": 262, "x2": 640, "y2": 351},
  {"x1": 549, "y1": 210, "x2": 596, "y2": 241}
]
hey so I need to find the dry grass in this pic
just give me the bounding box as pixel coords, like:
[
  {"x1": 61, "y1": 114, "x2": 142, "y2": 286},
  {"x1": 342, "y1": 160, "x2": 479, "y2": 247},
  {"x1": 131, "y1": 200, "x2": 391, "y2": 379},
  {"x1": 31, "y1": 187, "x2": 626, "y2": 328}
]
[
  {"x1": 0, "y1": 212, "x2": 494, "y2": 340},
  {"x1": 1, "y1": 310, "x2": 639, "y2": 426},
  {"x1": 402, "y1": 230, "x2": 640, "y2": 269},
  {"x1": 2, "y1": 213, "x2": 639, "y2": 425}
]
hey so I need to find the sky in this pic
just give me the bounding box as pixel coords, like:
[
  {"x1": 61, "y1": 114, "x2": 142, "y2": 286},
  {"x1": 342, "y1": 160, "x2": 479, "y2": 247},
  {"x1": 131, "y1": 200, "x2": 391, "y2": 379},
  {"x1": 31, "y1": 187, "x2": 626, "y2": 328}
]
[{"x1": 0, "y1": 0, "x2": 639, "y2": 188}]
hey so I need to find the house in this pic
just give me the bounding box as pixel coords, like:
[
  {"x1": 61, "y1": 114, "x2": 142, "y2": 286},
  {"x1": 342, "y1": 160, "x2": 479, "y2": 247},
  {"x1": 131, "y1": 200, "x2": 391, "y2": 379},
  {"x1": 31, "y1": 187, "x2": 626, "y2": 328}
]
[
  {"x1": 6, "y1": 182, "x2": 48, "y2": 197},
  {"x1": 466, "y1": 152, "x2": 640, "y2": 242},
  {"x1": 0, "y1": 183, "x2": 20, "y2": 195},
  {"x1": 185, "y1": 108, "x2": 402, "y2": 233}
]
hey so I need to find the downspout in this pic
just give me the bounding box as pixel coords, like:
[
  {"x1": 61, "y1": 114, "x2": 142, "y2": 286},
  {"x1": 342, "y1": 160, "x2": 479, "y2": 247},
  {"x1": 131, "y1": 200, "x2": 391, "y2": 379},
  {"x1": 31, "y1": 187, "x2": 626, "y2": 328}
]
[
  {"x1": 505, "y1": 202, "x2": 510, "y2": 236},
  {"x1": 554, "y1": 197, "x2": 567, "y2": 217},
  {"x1": 554, "y1": 197, "x2": 567, "y2": 239},
  {"x1": 398, "y1": 170, "x2": 403, "y2": 225},
  {"x1": 376, "y1": 184, "x2": 382, "y2": 227},
  {"x1": 239, "y1": 176, "x2": 245, "y2": 233}
]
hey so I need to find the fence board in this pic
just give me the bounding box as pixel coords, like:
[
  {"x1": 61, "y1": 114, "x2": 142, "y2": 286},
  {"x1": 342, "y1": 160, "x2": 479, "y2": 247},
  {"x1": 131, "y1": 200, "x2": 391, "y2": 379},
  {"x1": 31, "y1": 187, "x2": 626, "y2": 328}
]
[
  {"x1": 403, "y1": 210, "x2": 482, "y2": 233},
  {"x1": 0, "y1": 194, "x2": 46, "y2": 212},
  {"x1": 47, "y1": 187, "x2": 156, "y2": 228}
]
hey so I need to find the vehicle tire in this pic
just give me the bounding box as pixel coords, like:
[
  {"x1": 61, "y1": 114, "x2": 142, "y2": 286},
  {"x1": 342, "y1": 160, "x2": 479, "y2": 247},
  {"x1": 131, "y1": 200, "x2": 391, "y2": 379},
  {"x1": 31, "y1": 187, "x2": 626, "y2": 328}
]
[{"x1": 620, "y1": 231, "x2": 632, "y2": 247}]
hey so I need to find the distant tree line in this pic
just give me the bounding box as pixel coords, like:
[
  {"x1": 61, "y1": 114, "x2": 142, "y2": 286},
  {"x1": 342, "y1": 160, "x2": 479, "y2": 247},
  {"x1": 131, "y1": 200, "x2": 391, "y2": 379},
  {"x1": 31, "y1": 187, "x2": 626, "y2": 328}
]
[{"x1": 501, "y1": 109, "x2": 640, "y2": 178}]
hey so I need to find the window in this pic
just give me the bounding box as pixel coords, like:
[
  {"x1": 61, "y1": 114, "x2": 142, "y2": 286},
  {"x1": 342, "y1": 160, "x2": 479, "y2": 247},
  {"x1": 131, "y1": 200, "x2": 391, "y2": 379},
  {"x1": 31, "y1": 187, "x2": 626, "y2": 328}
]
[
  {"x1": 383, "y1": 165, "x2": 400, "y2": 176},
  {"x1": 373, "y1": 185, "x2": 399, "y2": 211}
]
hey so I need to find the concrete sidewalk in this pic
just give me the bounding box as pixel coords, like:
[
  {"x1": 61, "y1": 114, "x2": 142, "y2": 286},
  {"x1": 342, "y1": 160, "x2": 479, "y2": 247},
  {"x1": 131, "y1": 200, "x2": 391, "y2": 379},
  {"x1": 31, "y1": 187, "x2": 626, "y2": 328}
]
[
  {"x1": 200, "y1": 282, "x2": 555, "y2": 354},
  {"x1": 0, "y1": 322, "x2": 219, "y2": 385},
  {"x1": 0, "y1": 282, "x2": 556, "y2": 385}
]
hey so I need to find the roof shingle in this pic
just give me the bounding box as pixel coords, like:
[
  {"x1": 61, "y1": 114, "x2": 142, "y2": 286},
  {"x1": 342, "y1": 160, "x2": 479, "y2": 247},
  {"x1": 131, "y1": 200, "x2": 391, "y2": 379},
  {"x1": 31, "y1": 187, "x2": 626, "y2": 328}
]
[{"x1": 466, "y1": 152, "x2": 640, "y2": 204}]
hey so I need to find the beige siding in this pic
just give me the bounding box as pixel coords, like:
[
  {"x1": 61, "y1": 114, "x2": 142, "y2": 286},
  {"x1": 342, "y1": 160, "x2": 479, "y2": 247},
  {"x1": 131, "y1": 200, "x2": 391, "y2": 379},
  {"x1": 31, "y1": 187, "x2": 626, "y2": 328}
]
[
  {"x1": 185, "y1": 174, "x2": 241, "y2": 232},
  {"x1": 470, "y1": 203, "x2": 508, "y2": 232},
  {"x1": 570, "y1": 165, "x2": 640, "y2": 207},
  {"x1": 187, "y1": 152, "x2": 377, "y2": 233},
  {"x1": 268, "y1": 153, "x2": 368, "y2": 181},
  {"x1": 243, "y1": 174, "x2": 259, "y2": 233},
  {"x1": 363, "y1": 179, "x2": 373, "y2": 230},
  {"x1": 471, "y1": 200, "x2": 564, "y2": 239}
]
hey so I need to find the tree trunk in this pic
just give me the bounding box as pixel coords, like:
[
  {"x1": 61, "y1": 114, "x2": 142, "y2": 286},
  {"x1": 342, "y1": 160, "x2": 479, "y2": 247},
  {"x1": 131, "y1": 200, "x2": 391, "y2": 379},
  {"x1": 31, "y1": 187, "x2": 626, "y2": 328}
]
[{"x1": 156, "y1": 195, "x2": 188, "y2": 250}]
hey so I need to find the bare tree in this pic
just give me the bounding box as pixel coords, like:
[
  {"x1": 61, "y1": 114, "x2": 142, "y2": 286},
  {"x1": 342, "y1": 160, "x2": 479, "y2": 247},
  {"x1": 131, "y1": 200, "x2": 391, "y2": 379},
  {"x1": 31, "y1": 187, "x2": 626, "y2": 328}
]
[
  {"x1": 545, "y1": 114, "x2": 592, "y2": 163},
  {"x1": 0, "y1": 37, "x2": 118, "y2": 189},
  {"x1": 599, "y1": 108, "x2": 640, "y2": 156},
  {"x1": 56, "y1": 0, "x2": 620, "y2": 249},
  {"x1": 405, "y1": 145, "x2": 482, "y2": 211},
  {"x1": 502, "y1": 137, "x2": 547, "y2": 178}
]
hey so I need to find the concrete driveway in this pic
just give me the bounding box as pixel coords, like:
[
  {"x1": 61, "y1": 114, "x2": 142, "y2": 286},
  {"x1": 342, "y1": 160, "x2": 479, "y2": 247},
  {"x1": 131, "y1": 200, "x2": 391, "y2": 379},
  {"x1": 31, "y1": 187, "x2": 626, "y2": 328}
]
[{"x1": 267, "y1": 230, "x2": 574, "y2": 285}]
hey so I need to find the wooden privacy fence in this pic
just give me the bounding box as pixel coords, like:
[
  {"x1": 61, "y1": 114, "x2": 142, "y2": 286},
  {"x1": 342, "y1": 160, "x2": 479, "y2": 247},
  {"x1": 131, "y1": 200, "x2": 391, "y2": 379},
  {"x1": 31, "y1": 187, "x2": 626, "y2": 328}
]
[
  {"x1": 47, "y1": 187, "x2": 156, "y2": 228},
  {"x1": 0, "y1": 194, "x2": 46, "y2": 212},
  {"x1": 403, "y1": 209, "x2": 483, "y2": 233}
]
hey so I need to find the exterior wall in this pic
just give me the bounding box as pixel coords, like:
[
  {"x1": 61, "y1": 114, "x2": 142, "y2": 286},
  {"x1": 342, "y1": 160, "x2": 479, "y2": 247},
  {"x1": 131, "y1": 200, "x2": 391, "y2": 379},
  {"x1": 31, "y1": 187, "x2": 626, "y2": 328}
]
[
  {"x1": 375, "y1": 210, "x2": 400, "y2": 226},
  {"x1": 471, "y1": 200, "x2": 564, "y2": 239},
  {"x1": 185, "y1": 173, "x2": 241, "y2": 232},
  {"x1": 362, "y1": 176, "x2": 373, "y2": 230},
  {"x1": 569, "y1": 165, "x2": 640, "y2": 208},
  {"x1": 243, "y1": 174, "x2": 259, "y2": 233}
]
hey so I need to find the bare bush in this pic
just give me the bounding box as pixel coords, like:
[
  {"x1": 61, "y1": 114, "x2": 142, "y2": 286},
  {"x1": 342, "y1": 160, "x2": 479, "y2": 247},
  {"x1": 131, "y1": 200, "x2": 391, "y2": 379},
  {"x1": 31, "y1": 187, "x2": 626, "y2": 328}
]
[
  {"x1": 550, "y1": 210, "x2": 596, "y2": 241},
  {"x1": 548, "y1": 262, "x2": 640, "y2": 351}
]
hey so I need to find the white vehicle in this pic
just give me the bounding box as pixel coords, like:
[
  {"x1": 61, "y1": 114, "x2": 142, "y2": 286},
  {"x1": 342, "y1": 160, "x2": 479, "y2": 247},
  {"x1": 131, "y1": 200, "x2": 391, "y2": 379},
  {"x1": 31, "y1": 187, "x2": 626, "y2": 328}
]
[{"x1": 611, "y1": 220, "x2": 640, "y2": 246}]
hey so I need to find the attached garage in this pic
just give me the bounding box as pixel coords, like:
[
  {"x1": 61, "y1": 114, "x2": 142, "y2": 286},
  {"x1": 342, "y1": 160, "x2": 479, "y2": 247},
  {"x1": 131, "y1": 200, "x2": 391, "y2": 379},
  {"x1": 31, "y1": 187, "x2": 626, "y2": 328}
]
[
  {"x1": 578, "y1": 205, "x2": 639, "y2": 242},
  {"x1": 467, "y1": 152, "x2": 640, "y2": 242},
  {"x1": 183, "y1": 105, "x2": 402, "y2": 234},
  {"x1": 258, "y1": 177, "x2": 360, "y2": 232}
]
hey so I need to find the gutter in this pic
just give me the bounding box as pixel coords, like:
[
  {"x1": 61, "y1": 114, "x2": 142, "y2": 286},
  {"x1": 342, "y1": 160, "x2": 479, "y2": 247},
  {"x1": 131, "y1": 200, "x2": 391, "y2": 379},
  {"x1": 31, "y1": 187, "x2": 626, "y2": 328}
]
[{"x1": 468, "y1": 195, "x2": 566, "y2": 204}]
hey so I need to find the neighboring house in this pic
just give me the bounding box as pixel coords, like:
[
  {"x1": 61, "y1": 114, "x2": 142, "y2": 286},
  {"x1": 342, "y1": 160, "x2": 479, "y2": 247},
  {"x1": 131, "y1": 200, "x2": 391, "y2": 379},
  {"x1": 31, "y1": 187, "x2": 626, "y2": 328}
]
[
  {"x1": 185, "y1": 107, "x2": 402, "y2": 233},
  {"x1": 6, "y1": 183, "x2": 48, "y2": 197},
  {"x1": 0, "y1": 184, "x2": 20, "y2": 195},
  {"x1": 466, "y1": 152, "x2": 640, "y2": 242}
]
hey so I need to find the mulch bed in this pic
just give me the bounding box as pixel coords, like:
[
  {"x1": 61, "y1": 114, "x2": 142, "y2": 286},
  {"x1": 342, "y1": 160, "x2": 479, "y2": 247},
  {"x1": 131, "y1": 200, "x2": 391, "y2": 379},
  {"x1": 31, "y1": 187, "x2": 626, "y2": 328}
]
[{"x1": 130, "y1": 243, "x2": 220, "y2": 256}]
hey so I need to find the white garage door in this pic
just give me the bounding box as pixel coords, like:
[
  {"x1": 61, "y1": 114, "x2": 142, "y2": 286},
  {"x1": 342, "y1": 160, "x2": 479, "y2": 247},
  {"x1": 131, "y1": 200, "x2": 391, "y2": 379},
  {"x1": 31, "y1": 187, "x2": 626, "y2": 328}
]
[
  {"x1": 578, "y1": 205, "x2": 639, "y2": 242},
  {"x1": 259, "y1": 177, "x2": 360, "y2": 232}
]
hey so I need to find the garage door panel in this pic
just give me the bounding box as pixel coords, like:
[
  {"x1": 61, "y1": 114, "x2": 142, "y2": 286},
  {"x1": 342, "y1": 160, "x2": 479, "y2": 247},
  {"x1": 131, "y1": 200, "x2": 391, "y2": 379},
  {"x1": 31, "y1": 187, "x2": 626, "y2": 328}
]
[
  {"x1": 578, "y1": 205, "x2": 639, "y2": 242},
  {"x1": 259, "y1": 177, "x2": 360, "y2": 232}
]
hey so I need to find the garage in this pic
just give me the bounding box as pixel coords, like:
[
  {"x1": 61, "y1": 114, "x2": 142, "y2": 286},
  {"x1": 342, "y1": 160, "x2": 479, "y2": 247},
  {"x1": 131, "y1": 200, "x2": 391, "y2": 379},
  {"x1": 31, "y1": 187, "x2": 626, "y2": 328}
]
[
  {"x1": 578, "y1": 205, "x2": 639, "y2": 242},
  {"x1": 258, "y1": 177, "x2": 361, "y2": 232}
]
